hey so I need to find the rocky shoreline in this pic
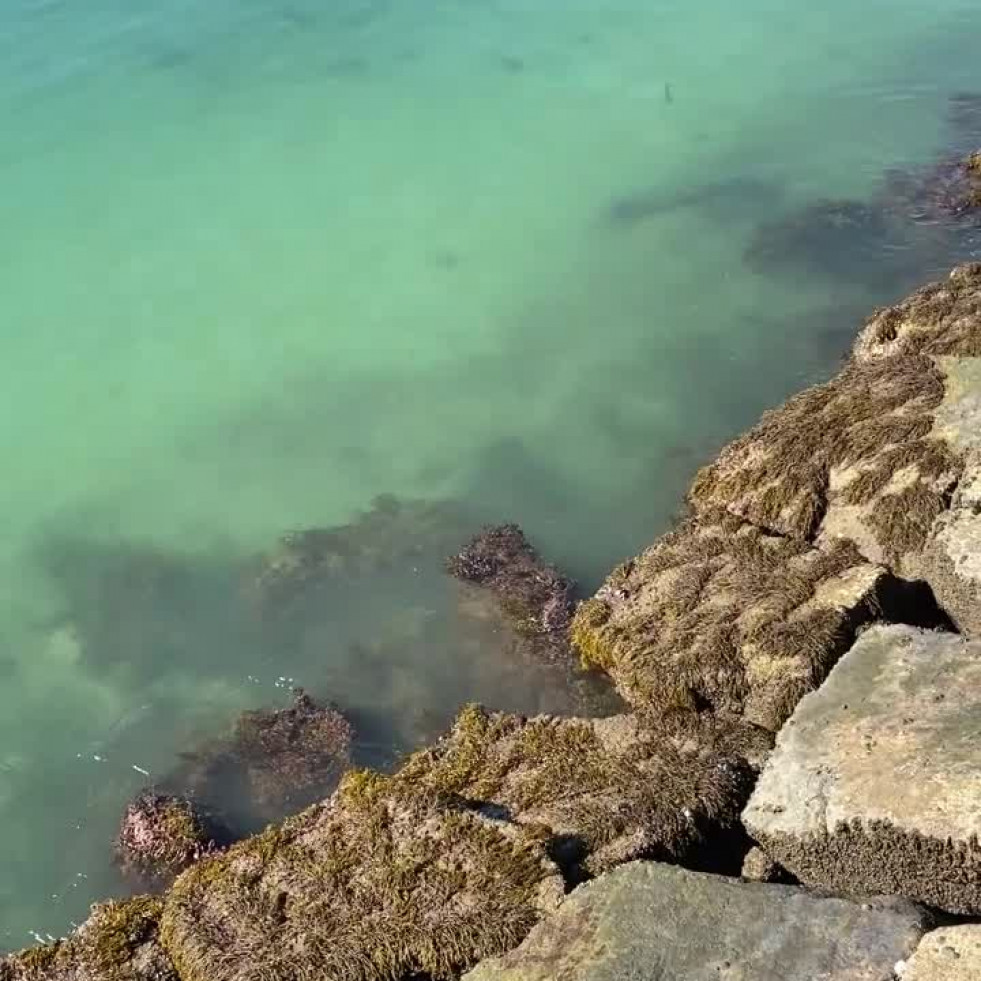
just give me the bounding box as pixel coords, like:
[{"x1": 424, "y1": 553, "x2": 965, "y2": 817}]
[{"x1": 8, "y1": 264, "x2": 981, "y2": 977}]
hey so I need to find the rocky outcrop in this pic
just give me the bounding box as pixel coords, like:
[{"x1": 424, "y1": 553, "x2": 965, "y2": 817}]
[
  {"x1": 571, "y1": 508, "x2": 904, "y2": 731},
  {"x1": 744, "y1": 623, "x2": 981, "y2": 914},
  {"x1": 690, "y1": 263, "x2": 981, "y2": 634},
  {"x1": 398, "y1": 704, "x2": 768, "y2": 878},
  {"x1": 159, "y1": 773, "x2": 563, "y2": 981},
  {"x1": 903, "y1": 925, "x2": 981, "y2": 980},
  {"x1": 463, "y1": 861, "x2": 928, "y2": 981},
  {"x1": 0, "y1": 898, "x2": 175, "y2": 981},
  {"x1": 115, "y1": 793, "x2": 226, "y2": 888}
]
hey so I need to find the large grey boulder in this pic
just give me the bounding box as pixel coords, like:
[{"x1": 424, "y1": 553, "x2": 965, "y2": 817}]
[
  {"x1": 744, "y1": 623, "x2": 981, "y2": 914},
  {"x1": 463, "y1": 861, "x2": 927, "y2": 981},
  {"x1": 903, "y1": 925, "x2": 981, "y2": 981}
]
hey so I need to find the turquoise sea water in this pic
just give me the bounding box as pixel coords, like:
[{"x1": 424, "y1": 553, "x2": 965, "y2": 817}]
[{"x1": 2, "y1": 0, "x2": 981, "y2": 948}]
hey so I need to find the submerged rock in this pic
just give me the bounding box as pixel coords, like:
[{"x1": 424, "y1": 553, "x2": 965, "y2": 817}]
[
  {"x1": 248, "y1": 495, "x2": 474, "y2": 616},
  {"x1": 744, "y1": 623, "x2": 981, "y2": 915},
  {"x1": 904, "y1": 925, "x2": 981, "y2": 981},
  {"x1": 446, "y1": 524, "x2": 576, "y2": 664},
  {"x1": 165, "y1": 689, "x2": 353, "y2": 830},
  {"x1": 571, "y1": 509, "x2": 900, "y2": 731},
  {"x1": 463, "y1": 861, "x2": 927, "y2": 981},
  {"x1": 398, "y1": 703, "x2": 768, "y2": 879},
  {"x1": 745, "y1": 197, "x2": 919, "y2": 287},
  {"x1": 158, "y1": 773, "x2": 563, "y2": 981},
  {"x1": 115, "y1": 793, "x2": 225, "y2": 887},
  {"x1": 0, "y1": 897, "x2": 176, "y2": 981}
]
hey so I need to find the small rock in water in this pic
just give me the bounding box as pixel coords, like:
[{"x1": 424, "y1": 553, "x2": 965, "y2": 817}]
[{"x1": 115, "y1": 792, "x2": 227, "y2": 886}]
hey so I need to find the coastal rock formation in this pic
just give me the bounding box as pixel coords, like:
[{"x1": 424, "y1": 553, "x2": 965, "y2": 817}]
[
  {"x1": 0, "y1": 897, "x2": 176, "y2": 981},
  {"x1": 166, "y1": 689, "x2": 353, "y2": 830},
  {"x1": 115, "y1": 793, "x2": 225, "y2": 887},
  {"x1": 744, "y1": 623, "x2": 981, "y2": 914},
  {"x1": 159, "y1": 773, "x2": 563, "y2": 981},
  {"x1": 398, "y1": 704, "x2": 768, "y2": 878},
  {"x1": 570, "y1": 509, "x2": 900, "y2": 731},
  {"x1": 446, "y1": 524, "x2": 575, "y2": 665},
  {"x1": 691, "y1": 264, "x2": 981, "y2": 632},
  {"x1": 463, "y1": 861, "x2": 927, "y2": 981},
  {"x1": 904, "y1": 925, "x2": 981, "y2": 981}
]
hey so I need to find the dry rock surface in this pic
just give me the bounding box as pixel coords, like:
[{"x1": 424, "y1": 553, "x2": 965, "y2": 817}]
[
  {"x1": 463, "y1": 861, "x2": 927, "y2": 981},
  {"x1": 903, "y1": 925, "x2": 981, "y2": 981},
  {"x1": 744, "y1": 623, "x2": 981, "y2": 914}
]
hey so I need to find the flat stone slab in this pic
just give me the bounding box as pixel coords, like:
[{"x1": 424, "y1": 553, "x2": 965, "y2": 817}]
[
  {"x1": 744, "y1": 623, "x2": 981, "y2": 914},
  {"x1": 464, "y1": 861, "x2": 927, "y2": 981},
  {"x1": 903, "y1": 925, "x2": 981, "y2": 981}
]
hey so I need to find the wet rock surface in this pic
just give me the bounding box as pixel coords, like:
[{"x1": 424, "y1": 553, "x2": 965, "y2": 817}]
[
  {"x1": 463, "y1": 861, "x2": 928, "y2": 981},
  {"x1": 0, "y1": 898, "x2": 176, "y2": 981},
  {"x1": 115, "y1": 793, "x2": 226, "y2": 888},
  {"x1": 744, "y1": 623, "x2": 981, "y2": 914},
  {"x1": 163, "y1": 689, "x2": 353, "y2": 832},
  {"x1": 159, "y1": 774, "x2": 563, "y2": 981},
  {"x1": 904, "y1": 925, "x2": 981, "y2": 981},
  {"x1": 399, "y1": 704, "x2": 768, "y2": 879},
  {"x1": 446, "y1": 524, "x2": 575, "y2": 665},
  {"x1": 571, "y1": 509, "x2": 899, "y2": 731}
]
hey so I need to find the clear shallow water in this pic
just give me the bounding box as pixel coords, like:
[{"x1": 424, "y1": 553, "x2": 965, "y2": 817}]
[{"x1": 1, "y1": 0, "x2": 981, "y2": 948}]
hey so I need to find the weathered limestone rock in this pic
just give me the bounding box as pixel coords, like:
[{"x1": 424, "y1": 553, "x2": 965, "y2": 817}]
[
  {"x1": 0, "y1": 897, "x2": 176, "y2": 981},
  {"x1": 744, "y1": 623, "x2": 981, "y2": 914},
  {"x1": 691, "y1": 263, "x2": 981, "y2": 633},
  {"x1": 741, "y1": 845, "x2": 789, "y2": 883},
  {"x1": 571, "y1": 509, "x2": 898, "y2": 731},
  {"x1": 398, "y1": 704, "x2": 769, "y2": 878},
  {"x1": 903, "y1": 925, "x2": 981, "y2": 981},
  {"x1": 463, "y1": 861, "x2": 927, "y2": 981},
  {"x1": 158, "y1": 772, "x2": 563, "y2": 981}
]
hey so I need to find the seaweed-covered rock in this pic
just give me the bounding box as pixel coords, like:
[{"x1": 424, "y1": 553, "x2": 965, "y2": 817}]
[
  {"x1": 692, "y1": 263, "x2": 981, "y2": 633},
  {"x1": 158, "y1": 774, "x2": 563, "y2": 981},
  {"x1": 744, "y1": 623, "x2": 981, "y2": 915},
  {"x1": 398, "y1": 704, "x2": 768, "y2": 878},
  {"x1": 0, "y1": 897, "x2": 176, "y2": 981},
  {"x1": 115, "y1": 793, "x2": 224, "y2": 887},
  {"x1": 570, "y1": 509, "x2": 900, "y2": 731},
  {"x1": 463, "y1": 861, "x2": 928, "y2": 981},
  {"x1": 446, "y1": 525, "x2": 575, "y2": 664},
  {"x1": 166, "y1": 689, "x2": 353, "y2": 830},
  {"x1": 904, "y1": 925, "x2": 981, "y2": 981}
]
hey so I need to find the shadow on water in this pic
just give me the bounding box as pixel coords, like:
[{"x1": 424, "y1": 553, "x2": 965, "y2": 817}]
[
  {"x1": 600, "y1": 176, "x2": 787, "y2": 231},
  {"x1": 744, "y1": 92, "x2": 981, "y2": 296}
]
